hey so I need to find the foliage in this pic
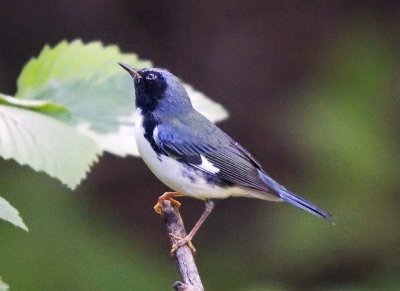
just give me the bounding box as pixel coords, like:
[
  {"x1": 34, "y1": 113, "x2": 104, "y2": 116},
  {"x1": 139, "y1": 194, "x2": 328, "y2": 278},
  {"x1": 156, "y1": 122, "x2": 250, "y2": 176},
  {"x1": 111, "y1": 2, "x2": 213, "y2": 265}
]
[{"x1": 0, "y1": 101, "x2": 100, "y2": 190}]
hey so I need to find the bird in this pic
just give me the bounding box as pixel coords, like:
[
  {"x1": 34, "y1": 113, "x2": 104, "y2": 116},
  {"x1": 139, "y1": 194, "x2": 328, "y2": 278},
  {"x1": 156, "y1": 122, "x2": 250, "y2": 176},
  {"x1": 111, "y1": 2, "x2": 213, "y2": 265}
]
[{"x1": 119, "y1": 63, "x2": 333, "y2": 254}]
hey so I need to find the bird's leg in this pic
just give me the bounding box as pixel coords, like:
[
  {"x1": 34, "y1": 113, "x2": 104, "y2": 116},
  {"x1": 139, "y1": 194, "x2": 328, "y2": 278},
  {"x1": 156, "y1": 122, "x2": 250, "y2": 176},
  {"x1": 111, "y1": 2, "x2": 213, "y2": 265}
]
[
  {"x1": 154, "y1": 191, "x2": 182, "y2": 215},
  {"x1": 170, "y1": 200, "x2": 215, "y2": 255}
]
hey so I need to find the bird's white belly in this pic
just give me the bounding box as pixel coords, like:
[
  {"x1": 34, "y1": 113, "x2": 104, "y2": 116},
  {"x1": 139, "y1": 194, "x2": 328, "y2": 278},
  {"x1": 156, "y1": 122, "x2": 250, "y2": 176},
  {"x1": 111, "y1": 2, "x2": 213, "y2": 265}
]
[{"x1": 134, "y1": 111, "x2": 248, "y2": 199}]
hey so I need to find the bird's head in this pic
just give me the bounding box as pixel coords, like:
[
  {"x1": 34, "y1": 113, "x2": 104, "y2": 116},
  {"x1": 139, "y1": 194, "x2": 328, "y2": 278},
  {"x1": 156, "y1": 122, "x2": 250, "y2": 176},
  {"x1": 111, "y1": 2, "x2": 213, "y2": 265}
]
[{"x1": 119, "y1": 63, "x2": 192, "y2": 114}]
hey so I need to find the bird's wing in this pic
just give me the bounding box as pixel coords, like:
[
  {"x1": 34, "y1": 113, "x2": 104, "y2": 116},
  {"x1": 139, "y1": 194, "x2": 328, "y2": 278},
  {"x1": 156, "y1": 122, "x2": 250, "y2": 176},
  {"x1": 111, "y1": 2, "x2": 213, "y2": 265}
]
[
  {"x1": 154, "y1": 122, "x2": 270, "y2": 192},
  {"x1": 155, "y1": 121, "x2": 333, "y2": 221}
]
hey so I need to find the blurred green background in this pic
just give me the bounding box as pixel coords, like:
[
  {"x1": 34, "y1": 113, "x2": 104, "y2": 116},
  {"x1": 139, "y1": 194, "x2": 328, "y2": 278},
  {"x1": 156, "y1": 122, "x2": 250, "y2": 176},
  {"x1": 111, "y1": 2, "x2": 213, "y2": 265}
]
[{"x1": 0, "y1": 1, "x2": 399, "y2": 290}]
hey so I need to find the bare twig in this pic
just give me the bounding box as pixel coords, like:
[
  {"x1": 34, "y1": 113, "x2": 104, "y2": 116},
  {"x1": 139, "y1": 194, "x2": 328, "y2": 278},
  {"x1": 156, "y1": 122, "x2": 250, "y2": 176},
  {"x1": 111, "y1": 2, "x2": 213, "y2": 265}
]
[{"x1": 160, "y1": 200, "x2": 204, "y2": 291}]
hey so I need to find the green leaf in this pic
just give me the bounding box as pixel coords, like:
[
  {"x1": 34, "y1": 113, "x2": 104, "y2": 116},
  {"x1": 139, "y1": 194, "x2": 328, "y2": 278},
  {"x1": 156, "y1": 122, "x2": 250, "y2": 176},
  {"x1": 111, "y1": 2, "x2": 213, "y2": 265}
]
[
  {"x1": 0, "y1": 277, "x2": 8, "y2": 291},
  {"x1": 0, "y1": 93, "x2": 67, "y2": 115},
  {"x1": 16, "y1": 40, "x2": 228, "y2": 156},
  {"x1": 0, "y1": 104, "x2": 100, "y2": 189},
  {"x1": 0, "y1": 196, "x2": 28, "y2": 231}
]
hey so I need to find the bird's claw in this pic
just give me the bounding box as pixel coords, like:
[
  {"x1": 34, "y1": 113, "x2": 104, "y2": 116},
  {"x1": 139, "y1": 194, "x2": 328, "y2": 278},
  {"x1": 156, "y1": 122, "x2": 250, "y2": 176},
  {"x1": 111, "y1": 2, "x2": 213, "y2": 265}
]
[
  {"x1": 154, "y1": 202, "x2": 163, "y2": 215},
  {"x1": 170, "y1": 234, "x2": 196, "y2": 255},
  {"x1": 153, "y1": 194, "x2": 181, "y2": 215}
]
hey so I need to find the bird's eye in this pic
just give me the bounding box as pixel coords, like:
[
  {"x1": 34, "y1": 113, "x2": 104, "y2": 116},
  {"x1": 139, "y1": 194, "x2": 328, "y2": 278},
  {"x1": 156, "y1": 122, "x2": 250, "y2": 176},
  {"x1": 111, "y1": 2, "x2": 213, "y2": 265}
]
[{"x1": 146, "y1": 73, "x2": 157, "y2": 80}]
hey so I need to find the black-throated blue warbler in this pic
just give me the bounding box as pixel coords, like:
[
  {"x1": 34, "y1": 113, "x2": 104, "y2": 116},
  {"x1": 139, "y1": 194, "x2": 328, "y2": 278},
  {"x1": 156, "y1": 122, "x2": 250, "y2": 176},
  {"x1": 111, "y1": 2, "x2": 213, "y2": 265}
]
[{"x1": 119, "y1": 63, "x2": 332, "y2": 253}]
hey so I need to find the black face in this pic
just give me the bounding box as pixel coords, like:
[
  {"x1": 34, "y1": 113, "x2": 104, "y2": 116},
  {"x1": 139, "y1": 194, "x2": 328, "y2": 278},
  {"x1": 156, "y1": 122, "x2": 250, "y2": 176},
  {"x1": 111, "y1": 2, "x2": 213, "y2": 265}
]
[{"x1": 134, "y1": 70, "x2": 168, "y2": 113}]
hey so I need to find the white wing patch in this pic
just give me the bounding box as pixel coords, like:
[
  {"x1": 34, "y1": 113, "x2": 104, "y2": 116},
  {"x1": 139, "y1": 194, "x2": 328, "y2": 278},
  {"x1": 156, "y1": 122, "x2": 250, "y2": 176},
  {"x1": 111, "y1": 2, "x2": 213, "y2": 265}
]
[{"x1": 199, "y1": 155, "x2": 220, "y2": 174}]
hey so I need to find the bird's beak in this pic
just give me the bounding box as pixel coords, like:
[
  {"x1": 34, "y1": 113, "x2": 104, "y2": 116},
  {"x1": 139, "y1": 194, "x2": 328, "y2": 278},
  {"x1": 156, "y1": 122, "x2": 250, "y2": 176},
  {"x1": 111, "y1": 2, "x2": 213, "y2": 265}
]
[{"x1": 118, "y1": 62, "x2": 142, "y2": 79}]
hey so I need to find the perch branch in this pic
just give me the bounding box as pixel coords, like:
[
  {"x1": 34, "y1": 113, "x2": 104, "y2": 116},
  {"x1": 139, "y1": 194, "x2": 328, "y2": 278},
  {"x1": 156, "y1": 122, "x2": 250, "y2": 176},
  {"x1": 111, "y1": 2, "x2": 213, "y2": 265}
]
[{"x1": 160, "y1": 200, "x2": 204, "y2": 291}]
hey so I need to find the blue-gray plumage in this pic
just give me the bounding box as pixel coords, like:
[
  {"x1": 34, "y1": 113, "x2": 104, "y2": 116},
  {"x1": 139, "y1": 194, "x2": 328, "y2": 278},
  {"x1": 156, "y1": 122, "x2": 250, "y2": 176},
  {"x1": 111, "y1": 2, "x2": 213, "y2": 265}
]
[{"x1": 119, "y1": 63, "x2": 333, "y2": 253}]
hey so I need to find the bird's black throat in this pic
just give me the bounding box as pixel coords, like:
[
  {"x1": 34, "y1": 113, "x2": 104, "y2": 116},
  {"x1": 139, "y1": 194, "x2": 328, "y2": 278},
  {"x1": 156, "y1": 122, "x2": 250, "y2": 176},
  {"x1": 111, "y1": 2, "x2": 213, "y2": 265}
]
[{"x1": 134, "y1": 70, "x2": 169, "y2": 155}]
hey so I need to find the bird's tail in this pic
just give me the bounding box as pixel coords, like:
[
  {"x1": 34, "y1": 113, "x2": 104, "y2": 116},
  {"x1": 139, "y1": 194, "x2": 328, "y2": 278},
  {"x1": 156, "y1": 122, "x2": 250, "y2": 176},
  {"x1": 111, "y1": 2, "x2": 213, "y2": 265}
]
[
  {"x1": 259, "y1": 171, "x2": 334, "y2": 222},
  {"x1": 278, "y1": 188, "x2": 334, "y2": 222}
]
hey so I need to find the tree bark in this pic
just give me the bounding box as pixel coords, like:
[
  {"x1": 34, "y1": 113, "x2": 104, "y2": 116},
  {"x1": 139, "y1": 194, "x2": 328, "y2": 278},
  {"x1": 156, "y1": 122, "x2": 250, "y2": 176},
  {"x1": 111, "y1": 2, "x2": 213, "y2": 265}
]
[{"x1": 160, "y1": 200, "x2": 204, "y2": 291}]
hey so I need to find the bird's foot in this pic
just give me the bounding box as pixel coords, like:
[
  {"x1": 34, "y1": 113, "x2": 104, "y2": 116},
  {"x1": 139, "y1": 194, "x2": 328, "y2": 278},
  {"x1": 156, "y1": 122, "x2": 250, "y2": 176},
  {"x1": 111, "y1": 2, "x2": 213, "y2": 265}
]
[
  {"x1": 170, "y1": 234, "x2": 196, "y2": 255},
  {"x1": 154, "y1": 192, "x2": 182, "y2": 215}
]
